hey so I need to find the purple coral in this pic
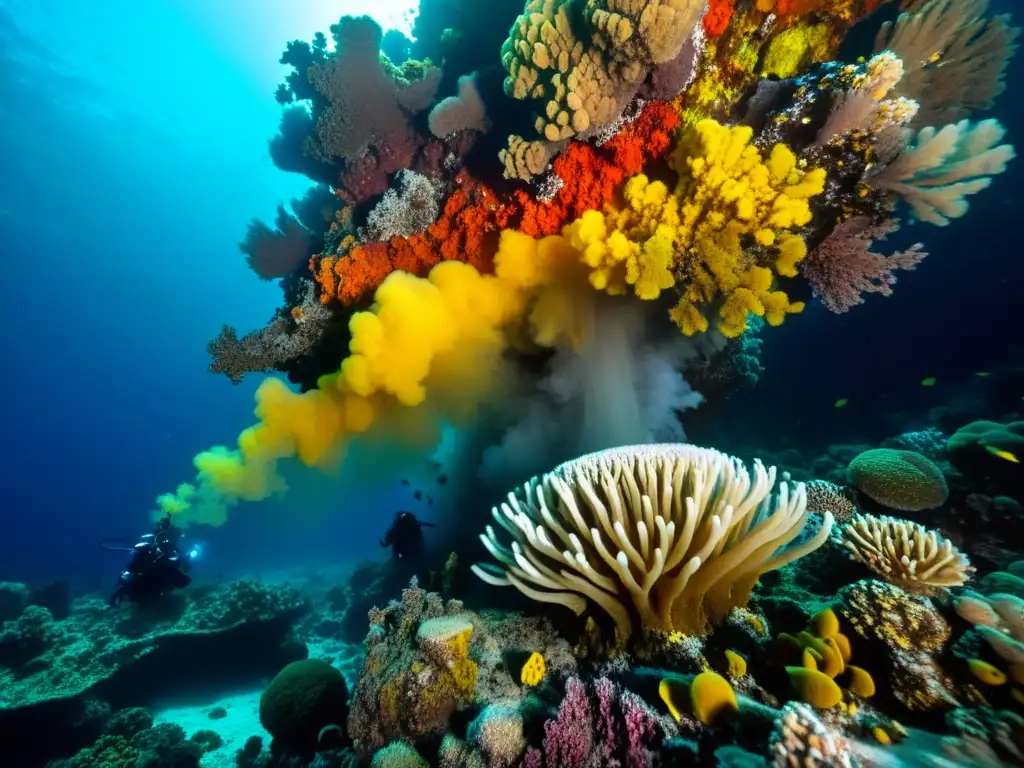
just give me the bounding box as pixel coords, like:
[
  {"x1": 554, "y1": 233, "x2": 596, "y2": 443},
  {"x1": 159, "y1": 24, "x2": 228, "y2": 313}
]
[
  {"x1": 537, "y1": 677, "x2": 662, "y2": 768},
  {"x1": 543, "y1": 678, "x2": 595, "y2": 766},
  {"x1": 802, "y1": 217, "x2": 927, "y2": 314},
  {"x1": 621, "y1": 690, "x2": 659, "y2": 768},
  {"x1": 307, "y1": 16, "x2": 439, "y2": 162},
  {"x1": 239, "y1": 205, "x2": 313, "y2": 281}
]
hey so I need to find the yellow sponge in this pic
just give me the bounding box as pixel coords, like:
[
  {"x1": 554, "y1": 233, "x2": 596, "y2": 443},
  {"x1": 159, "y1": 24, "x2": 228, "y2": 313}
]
[{"x1": 521, "y1": 651, "x2": 547, "y2": 686}]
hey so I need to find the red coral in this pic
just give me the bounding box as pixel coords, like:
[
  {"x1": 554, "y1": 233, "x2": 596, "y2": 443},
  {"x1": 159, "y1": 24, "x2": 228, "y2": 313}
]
[
  {"x1": 775, "y1": 0, "x2": 821, "y2": 14},
  {"x1": 703, "y1": 0, "x2": 735, "y2": 37},
  {"x1": 314, "y1": 174, "x2": 506, "y2": 306},
  {"x1": 514, "y1": 101, "x2": 679, "y2": 237},
  {"x1": 314, "y1": 101, "x2": 680, "y2": 306}
]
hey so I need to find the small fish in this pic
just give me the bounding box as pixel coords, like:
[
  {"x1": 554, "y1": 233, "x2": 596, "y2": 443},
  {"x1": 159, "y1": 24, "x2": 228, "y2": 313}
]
[
  {"x1": 438, "y1": 474, "x2": 448, "y2": 485},
  {"x1": 986, "y1": 445, "x2": 1020, "y2": 464},
  {"x1": 414, "y1": 490, "x2": 423, "y2": 501},
  {"x1": 401, "y1": 479, "x2": 409, "y2": 486},
  {"x1": 976, "y1": 371, "x2": 990, "y2": 377},
  {"x1": 834, "y1": 398, "x2": 849, "y2": 408},
  {"x1": 920, "y1": 377, "x2": 937, "y2": 387},
  {"x1": 428, "y1": 497, "x2": 434, "y2": 505}
]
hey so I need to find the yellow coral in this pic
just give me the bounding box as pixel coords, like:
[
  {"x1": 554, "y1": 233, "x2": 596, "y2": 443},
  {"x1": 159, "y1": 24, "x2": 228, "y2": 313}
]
[
  {"x1": 448, "y1": 626, "x2": 473, "y2": 660},
  {"x1": 846, "y1": 665, "x2": 876, "y2": 698},
  {"x1": 450, "y1": 657, "x2": 479, "y2": 695},
  {"x1": 762, "y1": 23, "x2": 832, "y2": 80},
  {"x1": 810, "y1": 608, "x2": 840, "y2": 640},
  {"x1": 872, "y1": 727, "x2": 893, "y2": 745},
  {"x1": 521, "y1": 652, "x2": 547, "y2": 686},
  {"x1": 968, "y1": 658, "x2": 1007, "y2": 686},
  {"x1": 832, "y1": 632, "x2": 852, "y2": 663},
  {"x1": 659, "y1": 678, "x2": 687, "y2": 722},
  {"x1": 567, "y1": 208, "x2": 675, "y2": 299},
  {"x1": 592, "y1": 119, "x2": 823, "y2": 337}
]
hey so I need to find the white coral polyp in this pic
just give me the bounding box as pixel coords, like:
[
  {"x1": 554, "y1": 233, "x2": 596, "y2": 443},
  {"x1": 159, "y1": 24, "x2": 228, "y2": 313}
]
[{"x1": 840, "y1": 512, "x2": 974, "y2": 594}]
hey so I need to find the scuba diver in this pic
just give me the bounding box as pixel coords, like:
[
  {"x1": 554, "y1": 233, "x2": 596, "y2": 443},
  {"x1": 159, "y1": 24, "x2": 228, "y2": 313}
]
[
  {"x1": 103, "y1": 514, "x2": 192, "y2": 606},
  {"x1": 380, "y1": 511, "x2": 435, "y2": 560}
]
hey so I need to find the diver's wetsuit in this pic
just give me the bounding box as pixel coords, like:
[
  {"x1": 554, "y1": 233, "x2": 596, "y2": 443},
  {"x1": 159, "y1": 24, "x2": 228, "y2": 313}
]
[
  {"x1": 109, "y1": 519, "x2": 192, "y2": 605},
  {"x1": 380, "y1": 512, "x2": 435, "y2": 560}
]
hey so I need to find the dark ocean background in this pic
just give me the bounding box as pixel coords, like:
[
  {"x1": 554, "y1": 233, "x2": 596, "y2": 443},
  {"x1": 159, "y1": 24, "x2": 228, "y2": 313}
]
[{"x1": 0, "y1": 0, "x2": 1019, "y2": 588}]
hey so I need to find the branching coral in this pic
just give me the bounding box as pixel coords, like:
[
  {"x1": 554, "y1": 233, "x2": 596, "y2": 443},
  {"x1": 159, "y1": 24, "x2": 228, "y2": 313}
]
[
  {"x1": 537, "y1": 677, "x2": 664, "y2": 767},
  {"x1": 363, "y1": 170, "x2": 443, "y2": 243},
  {"x1": 867, "y1": 119, "x2": 1015, "y2": 226},
  {"x1": 873, "y1": 0, "x2": 1020, "y2": 126},
  {"x1": 207, "y1": 281, "x2": 333, "y2": 385},
  {"x1": 814, "y1": 52, "x2": 920, "y2": 147},
  {"x1": 499, "y1": 0, "x2": 706, "y2": 179},
  {"x1": 801, "y1": 217, "x2": 926, "y2": 314},
  {"x1": 473, "y1": 444, "x2": 832, "y2": 641},
  {"x1": 805, "y1": 480, "x2": 857, "y2": 524},
  {"x1": 839, "y1": 513, "x2": 974, "y2": 594}
]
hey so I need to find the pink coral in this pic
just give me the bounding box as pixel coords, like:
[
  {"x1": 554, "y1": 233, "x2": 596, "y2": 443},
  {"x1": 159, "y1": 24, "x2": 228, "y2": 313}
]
[
  {"x1": 621, "y1": 691, "x2": 659, "y2": 768},
  {"x1": 307, "y1": 16, "x2": 439, "y2": 162},
  {"x1": 543, "y1": 678, "x2": 595, "y2": 766},
  {"x1": 536, "y1": 677, "x2": 663, "y2": 767},
  {"x1": 802, "y1": 217, "x2": 927, "y2": 313}
]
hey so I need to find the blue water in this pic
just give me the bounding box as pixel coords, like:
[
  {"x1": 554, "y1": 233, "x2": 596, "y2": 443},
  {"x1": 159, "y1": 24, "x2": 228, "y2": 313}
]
[
  {"x1": 0, "y1": 0, "x2": 423, "y2": 585},
  {"x1": 0, "y1": 0, "x2": 1020, "y2": 588}
]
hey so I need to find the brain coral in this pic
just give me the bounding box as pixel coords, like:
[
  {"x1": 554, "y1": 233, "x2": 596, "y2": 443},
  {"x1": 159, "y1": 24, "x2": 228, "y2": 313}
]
[
  {"x1": 846, "y1": 448, "x2": 948, "y2": 511},
  {"x1": 259, "y1": 659, "x2": 349, "y2": 755}
]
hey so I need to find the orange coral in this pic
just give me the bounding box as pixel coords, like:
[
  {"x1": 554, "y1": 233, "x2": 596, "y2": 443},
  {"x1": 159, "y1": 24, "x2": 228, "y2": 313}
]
[
  {"x1": 314, "y1": 175, "x2": 506, "y2": 306},
  {"x1": 312, "y1": 101, "x2": 680, "y2": 307},
  {"x1": 515, "y1": 101, "x2": 680, "y2": 238},
  {"x1": 704, "y1": 0, "x2": 736, "y2": 36},
  {"x1": 758, "y1": 0, "x2": 891, "y2": 18},
  {"x1": 312, "y1": 242, "x2": 393, "y2": 306},
  {"x1": 775, "y1": 0, "x2": 821, "y2": 13}
]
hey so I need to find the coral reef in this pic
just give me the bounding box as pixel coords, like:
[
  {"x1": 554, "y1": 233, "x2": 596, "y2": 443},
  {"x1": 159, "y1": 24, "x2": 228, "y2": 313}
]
[
  {"x1": 0, "y1": 580, "x2": 308, "y2": 766},
  {"x1": 67, "y1": 0, "x2": 1024, "y2": 766}
]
